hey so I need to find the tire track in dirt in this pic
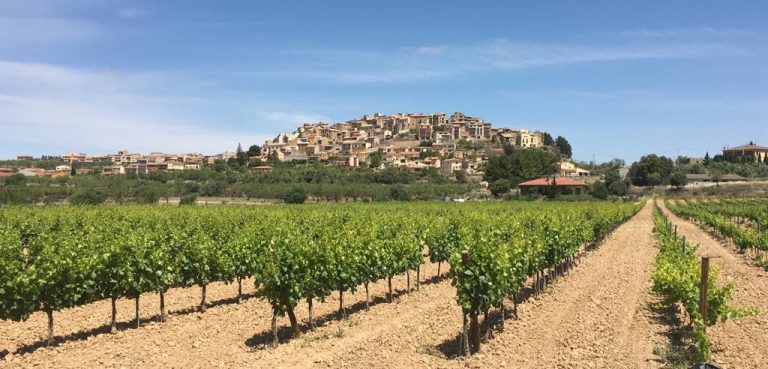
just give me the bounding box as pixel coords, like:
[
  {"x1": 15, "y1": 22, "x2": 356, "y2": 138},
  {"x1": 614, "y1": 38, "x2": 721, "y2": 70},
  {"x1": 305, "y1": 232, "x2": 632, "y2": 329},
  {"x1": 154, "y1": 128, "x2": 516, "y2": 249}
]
[{"x1": 659, "y1": 201, "x2": 768, "y2": 369}]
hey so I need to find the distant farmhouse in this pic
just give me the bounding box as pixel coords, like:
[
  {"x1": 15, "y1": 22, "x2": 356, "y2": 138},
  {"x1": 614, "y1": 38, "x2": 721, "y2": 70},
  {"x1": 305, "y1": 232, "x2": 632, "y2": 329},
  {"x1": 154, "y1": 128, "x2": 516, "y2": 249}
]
[{"x1": 723, "y1": 142, "x2": 768, "y2": 163}]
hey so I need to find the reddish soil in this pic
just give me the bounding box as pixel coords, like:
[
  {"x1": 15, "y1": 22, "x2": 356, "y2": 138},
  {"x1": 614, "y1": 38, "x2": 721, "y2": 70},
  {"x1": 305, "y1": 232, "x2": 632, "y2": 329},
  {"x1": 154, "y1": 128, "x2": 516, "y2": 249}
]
[
  {"x1": 659, "y1": 201, "x2": 768, "y2": 369},
  {"x1": 1, "y1": 202, "x2": 668, "y2": 369}
]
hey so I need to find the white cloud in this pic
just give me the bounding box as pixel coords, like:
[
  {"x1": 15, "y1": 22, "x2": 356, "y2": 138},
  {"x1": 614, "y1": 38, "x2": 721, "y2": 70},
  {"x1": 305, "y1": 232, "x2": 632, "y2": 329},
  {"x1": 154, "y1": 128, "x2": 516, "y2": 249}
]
[
  {"x1": 119, "y1": 8, "x2": 146, "y2": 19},
  {"x1": 615, "y1": 27, "x2": 754, "y2": 38},
  {"x1": 255, "y1": 111, "x2": 330, "y2": 125},
  {"x1": 0, "y1": 18, "x2": 99, "y2": 49},
  {"x1": 415, "y1": 46, "x2": 444, "y2": 55},
  {"x1": 270, "y1": 38, "x2": 744, "y2": 84},
  {"x1": 0, "y1": 60, "x2": 313, "y2": 157}
]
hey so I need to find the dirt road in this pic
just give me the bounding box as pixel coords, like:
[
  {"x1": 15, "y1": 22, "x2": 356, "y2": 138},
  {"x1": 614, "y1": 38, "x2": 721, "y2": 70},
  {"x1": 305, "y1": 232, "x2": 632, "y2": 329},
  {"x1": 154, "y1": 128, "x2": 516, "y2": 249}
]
[
  {"x1": 1, "y1": 202, "x2": 666, "y2": 369},
  {"x1": 659, "y1": 201, "x2": 768, "y2": 369}
]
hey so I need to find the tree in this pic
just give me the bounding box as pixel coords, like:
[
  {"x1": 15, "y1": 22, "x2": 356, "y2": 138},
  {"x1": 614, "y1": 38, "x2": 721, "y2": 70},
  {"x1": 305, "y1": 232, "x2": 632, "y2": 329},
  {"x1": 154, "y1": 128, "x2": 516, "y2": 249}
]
[
  {"x1": 246, "y1": 145, "x2": 262, "y2": 157},
  {"x1": 213, "y1": 160, "x2": 228, "y2": 173},
  {"x1": 69, "y1": 188, "x2": 107, "y2": 205},
  {"x1": 675, "y1": 156, "x2": 690, "y2": 166},
  {"x1": 709, "y1": 168, "x2": 724, "y2": 186},
  {"x1": 419, "y1": 149, "x2": 439, "y2": 159},
  {"x1": 607, "y1": 180, "x2": 629, "y2": 196},
  {"x1": 483, "y1": 145, "x2": 559, "y2": 184},
  {"x1": 542, "y1": 132, "x2": 555, "y2": 146},
  {"x1": 368, "y1": 152, "x2": 383, "y2": 168},
  {"x1": 283, "y1": 186, "x2": 307, "y2": 204},
  {"x1": 555, "y1": 136, "x2": 572, "y2": 158},
  {"x1": 389, "y1": 184, "x2": 411, "y2": 201},
  {"x1": 179, "y1": 194, "x2": 197, "y2": 205},
  {"x1": 489, "y1": 179, "x2": 511, "y2": 198},
  {"x1": 70, "y1": 165, "x2": 76, "y2": 176},
  {"x1": 703, "y1": 152, "x2": 711, "y2": 166},
  {"x1": 134, "y1": 183, "x2": 163, "y2": 204},
  {"x1": 669, "y1": 171, "x2": 687, "y2": 189},
  {"x1": 648, "y1": 172, "x2": 663, "y2": 186},
  {"x1": 628, "y1": 154, "x2": 674, "y2": 186},
  {"x1": 4, "y1": 173, "x2": 26, "y2": 186},
  {"x1": 589, "y1": 181, "x2": 608, "y2": 200},
  {"x1": 236, "y1": 143, "x2": 247, "y2": 166},
  {"x1": 455, "y1": 170, "x2": 468, "y2": 184}
]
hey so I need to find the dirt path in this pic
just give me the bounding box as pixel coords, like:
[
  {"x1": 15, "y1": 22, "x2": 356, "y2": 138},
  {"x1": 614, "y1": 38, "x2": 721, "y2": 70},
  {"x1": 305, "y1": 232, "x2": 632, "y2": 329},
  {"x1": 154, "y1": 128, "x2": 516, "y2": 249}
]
[
  {"x1": 1, "y1": 202, "x2": 665, "y2": 369},
  {"x1": 659, "y1": 201, "x2": 768, "y2": 369}
]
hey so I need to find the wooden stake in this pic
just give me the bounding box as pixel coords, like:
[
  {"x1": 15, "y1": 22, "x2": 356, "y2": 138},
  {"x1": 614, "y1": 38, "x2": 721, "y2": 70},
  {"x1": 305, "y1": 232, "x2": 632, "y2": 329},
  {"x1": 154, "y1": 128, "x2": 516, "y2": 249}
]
[
  {"x1": 135, "y1": 296, "x2": 140, "y2": 329},
  {"x1": 461, "y1": 250, "x2": 480, "y2": 354},
  {"x1": 46, "y1": 308, "x2": 54, "y2": 347},
  {"x1": 160, "y1": 291, "x2": 166, "y2": 323},
  {"x1": 200, "y1": 284, "x2": 207, "y2": 313},
  {"x1": 110, "y1": 297, "x2": 117, "y2": 333},
  {"x1": 700, "y1": 257, "x2": 710, "y2": 328},
  {"x1": 271, "y1": 306, "x2": 279, "y2": 347}
]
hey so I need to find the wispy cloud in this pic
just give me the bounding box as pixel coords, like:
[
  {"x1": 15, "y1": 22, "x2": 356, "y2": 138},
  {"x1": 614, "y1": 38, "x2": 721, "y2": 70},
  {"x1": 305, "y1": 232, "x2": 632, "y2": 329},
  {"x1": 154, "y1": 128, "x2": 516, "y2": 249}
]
[
  {"x1": 255, "y1": 111, "x2": 330, "y2": 125},
  {"x1": 119, "y1": 8, "x2": 147, "y2": 19},
  {"x1": 0, "y1": 17, "x2": 100, "y2": 49},
  {"x1": 414, "y1": 46, "x2": 445, "y2": 56},
  {"x1": 271, "y1": 38, "x2": 744, "y2": 84},
  {"x1": 615, "y1": 27, "x2": 754, "y2": 38},
  {"x1": 0, "y1": 60, "x2": 317, "y2": 157}
]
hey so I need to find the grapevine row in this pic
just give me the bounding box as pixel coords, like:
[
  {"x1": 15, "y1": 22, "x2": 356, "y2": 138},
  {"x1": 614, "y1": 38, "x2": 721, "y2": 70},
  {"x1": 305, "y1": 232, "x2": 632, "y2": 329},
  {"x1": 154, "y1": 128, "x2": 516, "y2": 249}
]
[
  {"x1": 667, "y1": 200, "x2": 768, "y2": 258},
  {"x1": 0, "y1": 201, "x2": 639, "y2": 352},
  {"x1": 651, "y1": 201, "x2": 749, "y2": 361}
]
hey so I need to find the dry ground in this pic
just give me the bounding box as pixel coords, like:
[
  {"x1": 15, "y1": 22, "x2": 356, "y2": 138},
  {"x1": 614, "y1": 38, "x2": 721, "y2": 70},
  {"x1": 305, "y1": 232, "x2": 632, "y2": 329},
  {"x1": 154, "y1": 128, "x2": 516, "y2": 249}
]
[
  {"x1": 1, "y1": 202, "x2": 669, "y2": 369},
  {"x1": 659, "y1": 201, "x2": 768, "y2": 369}
]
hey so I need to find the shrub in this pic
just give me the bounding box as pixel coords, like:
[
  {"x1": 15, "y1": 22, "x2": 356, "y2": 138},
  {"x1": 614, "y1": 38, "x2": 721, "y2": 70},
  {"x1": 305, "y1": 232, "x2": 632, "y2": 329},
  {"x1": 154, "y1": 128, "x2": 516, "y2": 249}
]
[
  {"x1": 283, "y1": 186, "x2": 307, "y2": 204},
  {"x1": 69, "y1": 188, "x2": 107, "y2": 205},
  {"x1": 389, "y1": 184, "x2": 411, "y2": 201},
  {"x1": 489, "y1": 180, "x2": 511, "y2": 198},
  {"x1": 179, "y1": 194, "x2": 197, "y2": 205}
]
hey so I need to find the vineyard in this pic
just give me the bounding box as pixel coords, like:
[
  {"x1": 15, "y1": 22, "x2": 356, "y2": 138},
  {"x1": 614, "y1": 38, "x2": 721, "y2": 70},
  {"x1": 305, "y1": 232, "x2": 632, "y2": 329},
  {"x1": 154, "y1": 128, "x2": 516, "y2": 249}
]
[
  {"x1": 4, "y1": 199, "x2": 768, "y2": 368},
  {"x1": 666, "y1": 199, "x2": 768, "y2": 263},
  {"x1": 0, "y1": 201, "x2": 639, "y2": 355},
  {"x1": 650, "y1": 201, "x2": 749, "y2": 361}
]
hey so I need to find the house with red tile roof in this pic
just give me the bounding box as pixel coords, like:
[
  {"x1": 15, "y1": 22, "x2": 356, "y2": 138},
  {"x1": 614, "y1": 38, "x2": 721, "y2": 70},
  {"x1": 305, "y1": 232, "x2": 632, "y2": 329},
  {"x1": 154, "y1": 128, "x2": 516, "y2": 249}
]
[{"x1": 518, "y1": 177, "x2": 588, "y2": 195}]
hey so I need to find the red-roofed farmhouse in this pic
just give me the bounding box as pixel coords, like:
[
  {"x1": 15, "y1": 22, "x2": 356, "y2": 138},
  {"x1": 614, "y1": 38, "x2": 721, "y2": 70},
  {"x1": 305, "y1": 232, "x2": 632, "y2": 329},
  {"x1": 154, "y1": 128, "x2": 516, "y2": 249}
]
[{"x1": 518, "y1": 177, "x2": 588, "y2": 195}]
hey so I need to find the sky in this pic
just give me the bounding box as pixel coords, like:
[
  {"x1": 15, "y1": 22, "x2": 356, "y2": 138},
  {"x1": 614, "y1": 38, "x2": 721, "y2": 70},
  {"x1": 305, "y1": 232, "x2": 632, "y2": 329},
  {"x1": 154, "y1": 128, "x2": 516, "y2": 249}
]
[{"x1": 1, "y1": 0, "x2": 767, "y2": 163}]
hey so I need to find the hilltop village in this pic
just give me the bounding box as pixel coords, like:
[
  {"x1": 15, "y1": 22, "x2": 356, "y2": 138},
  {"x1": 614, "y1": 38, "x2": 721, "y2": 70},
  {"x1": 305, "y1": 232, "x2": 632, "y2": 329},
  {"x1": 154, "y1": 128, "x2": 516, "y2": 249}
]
[{"x1": 262, "y1": 111, "x2": 569, "y2": 176}]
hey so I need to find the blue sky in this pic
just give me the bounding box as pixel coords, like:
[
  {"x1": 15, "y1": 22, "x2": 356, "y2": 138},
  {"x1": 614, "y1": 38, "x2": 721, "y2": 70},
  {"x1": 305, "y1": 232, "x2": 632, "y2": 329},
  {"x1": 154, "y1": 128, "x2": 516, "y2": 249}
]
[{"x1": 1, "y1": 0, "x2": 766, "y2": 163}]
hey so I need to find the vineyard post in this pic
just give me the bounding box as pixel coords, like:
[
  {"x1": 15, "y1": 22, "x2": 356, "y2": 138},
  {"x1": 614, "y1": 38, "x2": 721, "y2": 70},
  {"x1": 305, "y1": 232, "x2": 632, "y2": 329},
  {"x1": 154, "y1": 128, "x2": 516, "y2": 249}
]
[
  {"x1": 461, "y1": 250, "x2": 481, "y2": 354},
  {"x1": 271, "y1": 306, "x2": 279, "y2": 347},
  {"x1": 674, "y1": 225, "x2": 677, "y2": 239},
  {"x1": 237, "y1": 277, "x2": 243, "y2": 303},
  {"x1": 135, "y1": 296, "x2": 141, "y2": 328},
  {"x1": 682, "y1": 236, "x2": 686, "y2": 255},
  {"x1": 200, "y1": 285, "x2": 207, "y2": 313},
  {"x1": 307, "y1": 297, "x2": 315, "y2": 329},
  {"x1": 461, "y1": 310, "x2": 470, "y2": 357},
  {"x1": 160, "y1": 291, "x2": 167, "y2": 323},
  {"x1": 110, "y1": 297, "x2": 118, "y2": 333},
  {"x1": 699, "y1": 257, "x2": 710, "y2": 329},
  {"x1": 416, "y1": 264, "x2": 420, "y2": 291},
  {"x1": 406, "y1": 271, "x2": 410, "y2": 292},
  {"x1": 45, "y1": 308, "x2": 54, "y2": 347}
]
